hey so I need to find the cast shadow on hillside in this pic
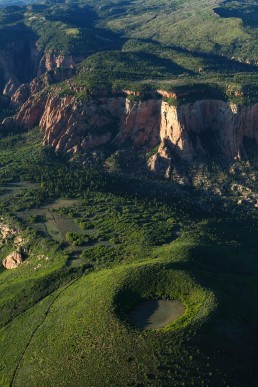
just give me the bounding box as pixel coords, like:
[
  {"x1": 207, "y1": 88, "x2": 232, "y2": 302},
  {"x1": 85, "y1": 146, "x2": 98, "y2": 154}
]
[
  {"x1": 163, "y1": 225, "x2": 258, "y2": 385},
  {"x1": 137, "y1": 38, "x2": 258, "y2": 73},
  {"x1": 214, "y1": 0, "x2": 258, "y2": 29}
]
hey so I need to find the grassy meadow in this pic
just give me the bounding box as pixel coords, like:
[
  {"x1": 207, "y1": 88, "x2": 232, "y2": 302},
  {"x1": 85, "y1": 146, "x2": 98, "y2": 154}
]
[
  {"x1": 0, "y1": 129, "x2": 257, "y2": 385},
  {"x1": 1, "y1": 0, "x2": 258, "y2": 384}
]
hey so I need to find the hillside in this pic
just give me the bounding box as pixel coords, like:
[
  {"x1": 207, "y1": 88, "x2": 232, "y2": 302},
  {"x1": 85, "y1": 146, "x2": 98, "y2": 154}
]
[
  {"x1": 0, "y1": 129, "x2": 257, "y2": 386},
  {"x1": 0, "y1": 0, "x2": 258, "y2": 96},
  {"x1": 1, "y1": 0, "x2": 258, "y2": 386}
]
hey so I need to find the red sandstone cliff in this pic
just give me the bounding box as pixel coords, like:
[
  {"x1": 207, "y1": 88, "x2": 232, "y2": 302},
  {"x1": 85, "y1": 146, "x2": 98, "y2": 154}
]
[
  {"x1": 37, "y1": 53, "x2": 84, "y2": 77},
  {"x1": 148, "y1": 100, "x2": 258, "y2": 175},
  {"x1": 3, "y1": 90, "x2": 258, "y2": 175},
  {"x1": 0, "y1": 40, "x2": 83, "y2": 102},
  {"x1": 11, "y1": 68, "x2": 76, "y2": 106}
]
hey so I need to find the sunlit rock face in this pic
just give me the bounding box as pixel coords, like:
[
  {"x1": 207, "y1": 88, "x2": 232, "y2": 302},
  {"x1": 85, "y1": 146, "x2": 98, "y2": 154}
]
[
  {"x1": 2, "y1": 88, "x2": 258, "y2": 173},
  {"x1": 2, "y1": 251, "x2": 23, "y2": 270}
]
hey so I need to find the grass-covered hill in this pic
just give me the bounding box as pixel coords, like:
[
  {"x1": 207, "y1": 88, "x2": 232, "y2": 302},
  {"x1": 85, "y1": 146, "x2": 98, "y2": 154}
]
[
  {"x1": 0, "y1": 0, "x2": 258, "y2": 94},
  {"x1": 79, "y1": 0, "x2": 258, "y2": 63},
  {"x1": 1, "y1": 1, "x2": 258, "y2": 386},
  {"x1": 1, "y1": 129, "x2": 258, "y2": 386},
  {"x1": 0, "y1": 2, "x2": 120, "y2": 55},
  {"x1": 0, "y1": 1, "x2": 258, "y2": 102}
]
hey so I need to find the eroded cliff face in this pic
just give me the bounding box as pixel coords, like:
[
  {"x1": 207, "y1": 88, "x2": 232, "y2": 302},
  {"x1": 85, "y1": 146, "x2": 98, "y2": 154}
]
[
  {"x1": 115, "y1": 98, "x2": 161, "y2": 148},
  {"x1": 0, "y1": 40, "x2": 41, "y2": 97},
  {"x1": 11, "y1": 68, "x2": 76, "y2": 106},
  {"x1": 41, "y1": 94, "x2": 122, "y2": 153},
  {"x1": 159, "y1": 100, "x2": 258, "y2": 159},
  {"x1": 3, "y1": 92, "x2": 258, "y2": 174},
  {"x1": 0, "y1": 40, "x2": 82, "y2": 101},
  {"x1": 42, "y1": 96, "x2": 165, "y2": 151},
  {"x1": 4, "y1": 92, "x2": 163, "y2": 153},
  {"x1": 149, "y1": 100, "x2": 258, "y2": 175},
  {"x1": 37, "y1": 53, "x2": 83, "y2": 77}
]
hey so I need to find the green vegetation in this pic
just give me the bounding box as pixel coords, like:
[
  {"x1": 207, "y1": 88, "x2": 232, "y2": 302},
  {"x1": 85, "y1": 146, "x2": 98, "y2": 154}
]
[
  {"x1": 0, "y1": 127, "x2": 257, "y2": 385},
  {"x1": 163, "y1": 96, "x2": 179, "y2": 106},
  {"x1": 1, "y1": 0, "x2": 258, "y2": 385},
  {"x1": 1, "y1": 0, "x2": 258, "y2": 97}
]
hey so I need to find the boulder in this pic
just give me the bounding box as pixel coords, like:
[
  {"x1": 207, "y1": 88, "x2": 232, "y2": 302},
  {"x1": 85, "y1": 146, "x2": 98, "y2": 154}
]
[{"x1": 2, "y1": 251, "x2": 23, "y2": 269}]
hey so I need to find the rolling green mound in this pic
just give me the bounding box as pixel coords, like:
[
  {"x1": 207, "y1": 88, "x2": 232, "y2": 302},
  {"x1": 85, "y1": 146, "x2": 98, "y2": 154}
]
[
  {"x1": 1, "y1": 0, "x2": 258, "y2": 385},
  {"x1": 0, "y1": 130, "x2": 258, "y2": 385},
  {"x1": 3, "y1": 263, "x2": 215, "y2": 386},
  {"x1": 1, "y1": 0, "x2": 258, "y2": 97}
]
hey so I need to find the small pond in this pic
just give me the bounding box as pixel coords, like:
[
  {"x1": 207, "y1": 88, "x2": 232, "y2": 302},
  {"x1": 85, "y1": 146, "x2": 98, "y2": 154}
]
[{"x1": 130, "y1": 299, "x2": 185, "y2": 330}]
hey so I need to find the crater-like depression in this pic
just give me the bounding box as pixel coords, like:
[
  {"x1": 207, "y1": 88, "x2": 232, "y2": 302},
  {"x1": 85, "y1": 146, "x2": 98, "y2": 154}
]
[{"x1": 129, "y1": 299, "x2": 185, "y2": 330}]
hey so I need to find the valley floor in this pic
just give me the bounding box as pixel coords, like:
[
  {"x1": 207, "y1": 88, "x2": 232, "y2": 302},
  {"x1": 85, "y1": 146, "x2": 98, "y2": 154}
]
[{"x1": 0, "y1": 130, "x2": 258, "y2": 386}]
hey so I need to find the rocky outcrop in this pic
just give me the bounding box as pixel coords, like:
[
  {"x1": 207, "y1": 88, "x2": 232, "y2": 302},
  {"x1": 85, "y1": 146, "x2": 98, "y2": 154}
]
[
  {"x1": 11, "y1": 84, "x2": 31, "y2": 105},
  {"x1": 3, "y1": 90, "x2": 258, "y2": 173},
  {"x1": 115, "y1": 98, "x2": 161, "y2": 148},
  {"x1": 2, "y1": 251, "x2": 23, "y2": 269},
  {"x1": 41, "y1": 94, "x2": 120, "y2": 153},
  {"x1": 0, "y1": 219, "x2": 27, "y2": 269},
  {"x1": 37, "y1": 53, "x2": 83, "y2": 77},
  {"x1": 11, "y1": 68, "x2": 76, "y2": 106},
  {"x1": 150, "y1": 100, "x2": 258, "y2": 168},
  {"x1": 5, "y1": 92, "x2": 163, "y2": 152},
  {"x1": 0, "y1": 39, "x2": 81, "y2": 103},
  {"x1": 0, "y1": 222, "x2": 16, "y2": 242},
  {"x1": 148, "y1": 100, "x2": 258, "y2": 175},
  {"x1": 148, "y1": 139, "x2": 174, "y2": 178},
  {"x1": 14, "y1": 236, "x2": 26, "y2": 246},
  {"x1": 0, "y1": 40, "x2": 41, "y2": 96},
  {"x1": 2, "y1": 93, "x2": 46, "y2": 130},
  {"x1": 3, "y1": 76, "x2": 21, "y2": 97},
  {"x1": 0, "y1": 219, "x2": 24, "y2": 244},
  {"x1": 41, "y1": 95, "x2": 164, "y2": 152}
]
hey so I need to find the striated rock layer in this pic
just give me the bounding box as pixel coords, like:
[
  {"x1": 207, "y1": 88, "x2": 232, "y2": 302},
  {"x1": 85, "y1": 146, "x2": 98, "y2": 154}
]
[
  {"x1": 149, "y1": 100, "x2": 258, "y2": 175},
  {"x1": 2, "y1": 92, "x2": 258, "y2": 172}
]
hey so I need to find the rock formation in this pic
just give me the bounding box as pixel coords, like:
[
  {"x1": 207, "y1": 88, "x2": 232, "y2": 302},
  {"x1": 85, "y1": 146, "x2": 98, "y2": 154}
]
[
  {"x1": 0, "y1": 221, "x2": 16, "y2": 241},
  {"x1": 2, "y1": 89, "x2": 258, "y2": 175},
  {"x1": 37, "y1": 53, "x2": 83, "y2": 77},
  {"x1": 115, "y1": 98, "x2": 161, "y2": 148},
  {"x1": 11, "y1": 68, "x2": 76, "y2": 106},
  {"x1": 0, "y1": 40, "x2": 41, "y2": 97},
  {"x1": 148, "y1": 100, "x2": 258, "y2": 175},
  {"x1": 2, "y1": 251, "x2": 23, "y2": 269},
  {"x1": 0, "y1": 38, "x2": 82, "y2": 101}
]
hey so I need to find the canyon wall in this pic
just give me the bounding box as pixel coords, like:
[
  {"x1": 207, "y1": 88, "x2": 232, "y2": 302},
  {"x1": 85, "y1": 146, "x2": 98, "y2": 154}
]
[
  {"x1": 11, "y1": 68, "x2": 76, "y2": 106},
  {"x1": 0, "y1": 41, "x2": 81, "y2": 98},
  {"x1": 148, "y1": 100, "x2": 258, "y2": 175},
  {"x1": 2, "y1": 92, "x2": 258, "y2": 173},
  {"x1": 37, "y1": 53, "x2": 83, "y2": 77},
  {"x1": 0, "y1": 40, "x2": 41, "y2": 96}
]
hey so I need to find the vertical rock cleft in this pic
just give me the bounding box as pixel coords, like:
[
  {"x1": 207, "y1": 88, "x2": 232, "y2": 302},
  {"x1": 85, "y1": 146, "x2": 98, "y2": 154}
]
[{"x1": 2, "y1": 90, "x2": 258, "y2": 173}]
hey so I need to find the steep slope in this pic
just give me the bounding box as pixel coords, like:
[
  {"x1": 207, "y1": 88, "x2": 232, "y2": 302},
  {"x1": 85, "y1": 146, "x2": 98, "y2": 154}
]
[
  {"x1": 149, "y1": 99, "x2": 258, "y2": 175},
  {"x1": 3, "y1": 88, "x2": 258, "y2": 171},
  {"x1": 1, "y1": 130, "x2": 258, "y2": 386},
  {"x1": 0, "y1": 2, "x2": 121, "y2": 97}
]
